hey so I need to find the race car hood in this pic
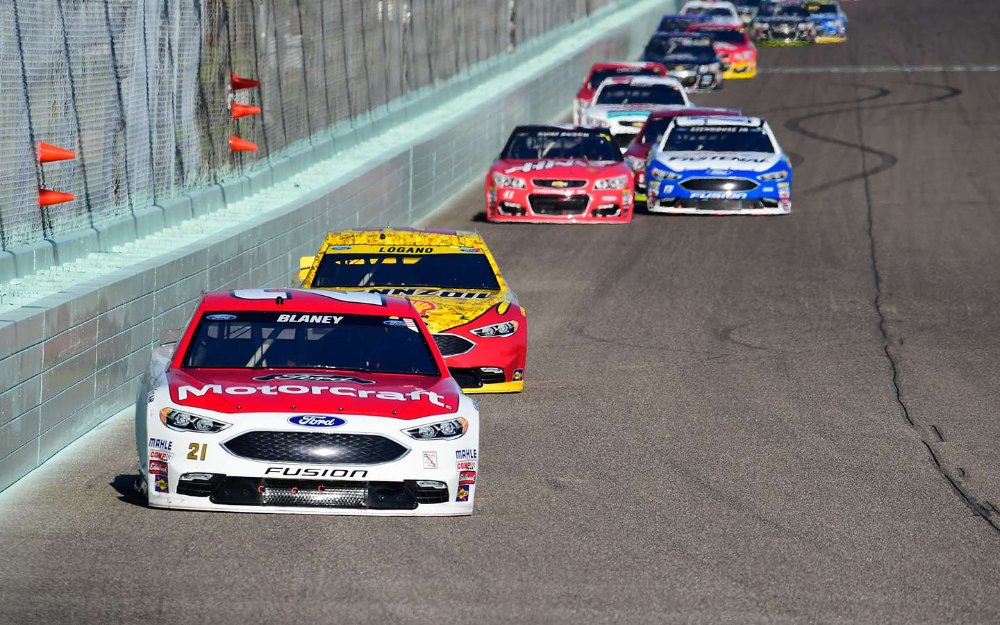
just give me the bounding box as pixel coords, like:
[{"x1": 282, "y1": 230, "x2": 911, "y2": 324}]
[
  {"x1": 495, "y1": 159, "x2": 626, "y2": 178},
  {"x1": 327, "y1": 287, "x2": 511, "y2": 333},
  {"x1": 165, "y1": 368, "x2": 462, "y2": 419},
  {"x1": 584, "y1": 104, "x2": 688, "y2": 120},
  {"x1": 655, "y1": 150, "x2": 781, "y2": 172}
]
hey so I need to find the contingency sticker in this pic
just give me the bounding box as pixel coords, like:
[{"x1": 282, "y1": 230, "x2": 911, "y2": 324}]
[{"x1": 455, "y1": 485, "x2": 471, "y2": 503}]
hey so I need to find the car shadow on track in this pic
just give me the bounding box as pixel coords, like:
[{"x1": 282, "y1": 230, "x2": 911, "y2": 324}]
[{"x1": 111, "y1": 473, "x2": 147, "y2": 508}]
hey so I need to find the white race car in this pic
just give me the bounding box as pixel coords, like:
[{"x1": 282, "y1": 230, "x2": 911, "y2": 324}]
[
  {"x1": 134, "y1": 288, "x2": 480, "y2": 516},
  {"x1": 579, "y1": 76, "x2": 691, "y2": 152},
  {"x1": 680, "y1": 0, "x2": 744, "y2": 27}
]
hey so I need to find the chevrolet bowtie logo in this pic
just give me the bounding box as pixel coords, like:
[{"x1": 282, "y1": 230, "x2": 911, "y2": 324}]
[{"x1": 551, "y1": 180, "x2": 569, "y2": 188}]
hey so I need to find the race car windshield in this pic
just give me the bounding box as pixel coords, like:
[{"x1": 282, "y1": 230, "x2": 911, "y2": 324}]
[
  {"x1": 181, "y1": 312, "x2": 440, "y2": 375},
  {"x1": 640, "y1": 117, "x2": 678, "y2": 144},
  {"x1": 595, "y1": 84, "x2": 686, "y2": 106},
  {"x1": 588, "y1": 67, "x2": 661, "y2": 89},
  {"x1": 657, "y1": 17, "x2": 696, "y2": 31},
  {"x1": 312, "y1": 252, "x2": 501, "y2": 290},
  {"x1": 664, "y1": 125, "x2": 774, "y2": 153},
  {"x1": 684, "y1": 7, "x2": 733, "y2": 17},
  {"x1": 702, "y1": 30, "x2": 747, "y2": 44},
  {"x1": 501, "y1": 131, "x2": 623, "y2": 161},
  {"x1": 768, "y1": 6, "x2": 809, "y2": 18}
]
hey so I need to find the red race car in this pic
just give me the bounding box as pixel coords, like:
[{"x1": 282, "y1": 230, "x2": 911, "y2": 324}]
[
  {"x1": 623, "y1": 107, "x2": 741, "y2": 202},
  {"x1": 573, "y1": 61, "x2": 669, "y2": 124},
  {"x1": 486, "y1": 125, "x2": 633, "y2": 224},
  {"x1": 686, "y1": 23, "x2": 758, "y2": 78}
]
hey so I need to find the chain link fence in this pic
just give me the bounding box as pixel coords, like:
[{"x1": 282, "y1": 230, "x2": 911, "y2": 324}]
[{"x1": 0, "y1": 0, "x2": 619, "y2": 252}]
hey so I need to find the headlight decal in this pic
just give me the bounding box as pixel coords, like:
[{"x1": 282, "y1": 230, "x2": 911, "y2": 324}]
[
  {"x1": 403, "y1": 417, "x2": 469, "y2": 441},
  {"x1": 471, "y1": 320, "x2": 519, "y2": 338},
  {"x1": 492, "y1": 172, "x2": 527, "y2": 188},
  {"x1": 160, "y1": 408, "x2": 231, "y2": 433}
]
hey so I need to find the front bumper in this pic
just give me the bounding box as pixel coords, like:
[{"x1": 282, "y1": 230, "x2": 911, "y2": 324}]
[
  {"x1": 141, "y1": 417, "x2": 479, "y2": 515},
  {"x1": 723, "y1": 60, "x2": 757, "y2": 79},
  {"x1": 647, "y1": 177, "x2": 791, "y2": 215},
  {"x1": 433, "y1": 329, "x2": 527, "y2": 394},
  {"x1": 487, "y1": 186, "x2": 633, "y2": 224}
]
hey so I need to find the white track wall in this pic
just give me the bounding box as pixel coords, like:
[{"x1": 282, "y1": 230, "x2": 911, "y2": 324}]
[{"x1": 0, "y1": 0, "x2": 678, "y2": 492}]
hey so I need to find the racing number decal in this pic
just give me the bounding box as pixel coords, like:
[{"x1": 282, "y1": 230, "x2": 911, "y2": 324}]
[{"x1": 187, "y1": 443, "x2": 207, "y2": 461}]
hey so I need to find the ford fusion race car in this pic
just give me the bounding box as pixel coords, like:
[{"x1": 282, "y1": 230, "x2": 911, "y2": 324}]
[
  {"x1": 640, "y1": 35, "x2": 724, "y2": 92},
  {"x1": 804, "y1": 0, "x2": 847, "y2": 42},
  {"x1": 580, "y1": 76, "x2": 692, "y2": 149},
  {"x1": 753, "y1": 3, "x2": 817, "y2": 45},
  {"x1": 623, "y1": 107, "x2": 741, "y2": 202},
  {"x1": 135, "y1": 288, "x2": 480, "y2": 515},
  {"x1": 680, "y1": 0, "x2": 743, "y2": 26},
  {"x1": 646, "y1": 115, "x2": 792, "y2": 215},
  {"x1": 487, "y1": 125, "x2": 633, "y2": 223},
  {"x1": 299, "y1": 228, "x2": 527, "y2": 393},
  {"x1": 686, "y1": 23, "x2": 757, "y2": 79},
  {"x1": 573, "y1": 62, "x2": 669, "y2": 125}
]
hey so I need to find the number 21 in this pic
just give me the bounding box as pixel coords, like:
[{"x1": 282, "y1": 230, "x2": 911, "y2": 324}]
[{"x1": 187, "y1": 443, "x2": 207, "y2": 461}]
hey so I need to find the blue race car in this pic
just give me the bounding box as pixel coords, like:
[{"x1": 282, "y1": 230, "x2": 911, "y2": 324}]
[
  {"x1": 804, "y1": 0, "x2": 848, "y2": 42},
  {"x1": 645, "y1": 116, "x2": 792, "y2": 215}
]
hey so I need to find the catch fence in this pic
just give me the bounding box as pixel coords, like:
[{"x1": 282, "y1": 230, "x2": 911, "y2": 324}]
[{"x1": 0, "y1": 0, "x2": 618, "y2": 252}]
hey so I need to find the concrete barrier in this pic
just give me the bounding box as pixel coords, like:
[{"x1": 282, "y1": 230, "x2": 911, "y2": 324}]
[{"x1": 0, "y1": 0, "x2": 678, "y2": 491}]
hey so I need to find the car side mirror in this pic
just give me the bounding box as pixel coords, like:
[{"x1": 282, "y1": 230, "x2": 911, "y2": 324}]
[{"x1": 297, "y1": 255, "x2": 315, "y2": 285}]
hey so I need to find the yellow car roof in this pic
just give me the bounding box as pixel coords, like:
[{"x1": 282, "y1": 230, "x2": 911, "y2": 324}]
[{"x1": 320, "y1": 228, "x2": 487, "y2": 249}]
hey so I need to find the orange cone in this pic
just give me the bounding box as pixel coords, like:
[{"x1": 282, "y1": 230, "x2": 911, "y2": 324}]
[
  {"x1": 38, "y1": 142, "x2": 76, "y2": 163},
  {"x1": 229, "y1": 136, "x2": 258, "y2": 152},
  {"x1": 231, "y1": 103, "x2": 262, "y2": 119},
  {"x1": 39, "y1": 189, "x2": 75, "y2": 206},
  {"x1": 231, "y1": 73, "x2": 260, "y2": 90}
]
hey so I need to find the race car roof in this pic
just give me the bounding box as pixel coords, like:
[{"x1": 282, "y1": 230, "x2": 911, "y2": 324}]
[
  {"x1": 674, "y1": 115, "x2": 764, "y2": 127},
  {"x1": 596, "y1": 75, "x2": 685, "y2": 89},
  {"x1": 510, "y1": 124, "x2": 609, "y2": 136},
  {"x1": 320, "y1": 227, "x2": 487, "y2": 250},
  {"x1": 647, "y1": 107, "x2": 741, "y2": 120},
  {"x1": 199, "y1": 288, "x2": 416, "y2": 317}
]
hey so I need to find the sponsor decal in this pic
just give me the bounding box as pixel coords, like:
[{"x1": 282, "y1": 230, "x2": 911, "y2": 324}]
[
  {"x1": 503, "y1": 160, "x2": 590, "y2": 174},
  {"x1": 707, "y1": 169, "x2": 732, "y2": 176},
  {"x1": 455, "y1": 485, "x2": 471, "y2": 502},
  {"x1": 329, "y1": 245, "x2": 352, "y2": 251},
  {"x1": 384, "y1": 319, "x2": 407, "y2": 327},
  {"x1": 149, "y1": 450, "x2": 172, "y2": 462},
  {"x1": 601, "y1": 195, "x2": 617, "y2": 202},
  {"x1": 264, "y1": 467, "x2": 368, "y2": 478},
  {"x1": 206, "y1": 314, "x2": 238, "y2": 321},
  {"x1": 459, "y1": 470, "x2": 477, "y2": 486},
  {"x1": 456, "y1": 461, "x2": 476, "y2": 471},
  {"x1": 148, "y1": 438, "x2": 173, "y2": 452},
  {"x1": 690, "y1": 191, "x2": 748, "y2": 199},
  {"x1": 154, "y1": 475, "x2": 169, "y2": 494},
  {"x1": 365, "y1": 288, "x2": 491, "y2": 299},
  {"x1": 455, "y1": 449, "x2": 478, "y2": 461},
  {"x1": 176, "y1": 384, "x2": 447, "y2": 407},
  {"x1": 459, "y1": 248, "x2": 481, "y2": 253},
  {"x1": 422, "y1": 451, "x2": 439, "y2": 470},
  {"x1": 668, "y1": 154, "x2": 771, "y2": 163},
  {"x1": 147, "y1": 391, "x2": 155, "y2": 403},
  {"x1": 149, "y1": 460, "x2": 168, "y2": 476},
  {"x1": 288, "y1": 415, "x2": 347, "y2": 428},
  {"x1": 512, "y1": 369, "x2": 524, "y2": 382},
  {"x1": 276, "y1": 314, "x2": 343, "y2": 324},
  {"x1": 378, "y1": 246, "x2": 433, "y2": 254},
  {"x1": 253, "y1": 373, "x2": 374, "y2": 385},
  {"x1": 411, "y1": 300, "x2": 437, "y2": 316}
]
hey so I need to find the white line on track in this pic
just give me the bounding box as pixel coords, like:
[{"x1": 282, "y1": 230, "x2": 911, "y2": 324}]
[{"x1": 761, "y1": 64, "x2": 1000, "y2": 74}]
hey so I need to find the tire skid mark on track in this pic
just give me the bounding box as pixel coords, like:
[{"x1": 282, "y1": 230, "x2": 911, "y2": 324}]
[{"x1": 837, "y1": 82, "x2": 1000, "y2": 533}]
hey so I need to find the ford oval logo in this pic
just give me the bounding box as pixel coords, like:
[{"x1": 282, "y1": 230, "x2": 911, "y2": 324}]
[
  {"x1": 288, "y1": 415, "x2": 346, "y2": 428},
  {"x1": 206, "y1": 313, "x2": 237, "y2": 321}
]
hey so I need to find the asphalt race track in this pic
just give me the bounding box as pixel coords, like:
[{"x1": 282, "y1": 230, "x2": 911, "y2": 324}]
[{"x1": 2, "y1": 1, "x2": 999, "y2": 623}]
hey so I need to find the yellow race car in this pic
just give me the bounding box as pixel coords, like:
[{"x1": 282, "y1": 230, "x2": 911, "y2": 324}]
[{"x1": 298, "y1": 228, "x2": 526, "y2": 393}]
